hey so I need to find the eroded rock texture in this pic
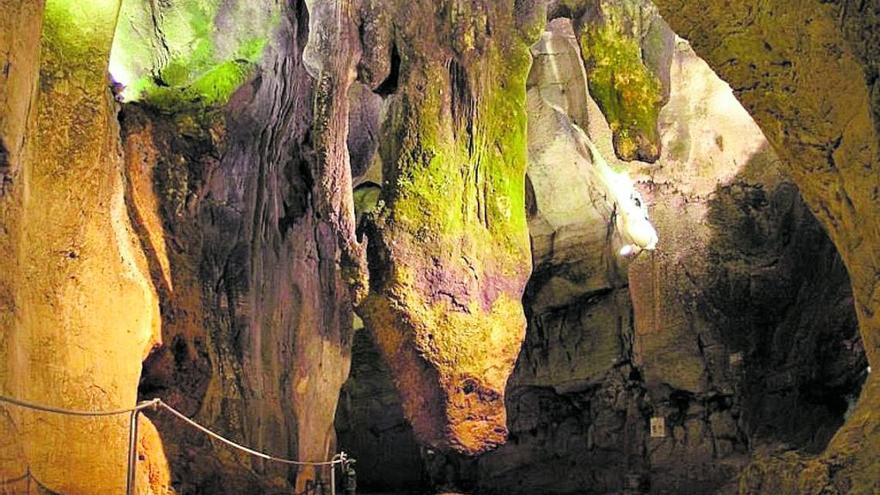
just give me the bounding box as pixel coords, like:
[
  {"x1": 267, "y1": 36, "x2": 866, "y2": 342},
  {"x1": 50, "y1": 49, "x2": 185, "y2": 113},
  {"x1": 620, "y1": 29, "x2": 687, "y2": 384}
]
[
  {"x1": 0, "y1": 1, "x2": 169, "y2": 493},
  {"x1": 336, "y1": 20, "x2": 865, "y2": 495},
  {"x1": 647, "y1": 1, "x2": 880, "y2": 493},
  {"x1": 2, "y1": 1, "x2": 358, "y2": 493},
  {"x1": 0, "y1": 1, "x2": 44, "y2": 491},
  {"x1": 356, "y1": 0, "x2": 544, "y2": 455},
  {"x1": 119, "y1": 3, "x2": 355, "y2": 493},
  {"x1": 2, "y1": 0, "x2": 878, "y2": 493}
]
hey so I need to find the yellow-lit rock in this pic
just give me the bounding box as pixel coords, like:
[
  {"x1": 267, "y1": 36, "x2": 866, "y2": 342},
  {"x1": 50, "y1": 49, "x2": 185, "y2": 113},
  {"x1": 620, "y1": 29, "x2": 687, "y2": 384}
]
[
  {"x1": 1, "y1": 1, "x2": 169, "y2": 493},
  {"x1": 0, "y1": 0, "x2": 43, "y2": 486}
]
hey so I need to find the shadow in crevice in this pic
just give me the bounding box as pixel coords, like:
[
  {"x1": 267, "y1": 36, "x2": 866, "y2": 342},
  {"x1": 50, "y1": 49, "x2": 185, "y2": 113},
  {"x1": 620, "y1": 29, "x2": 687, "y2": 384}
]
[
  {"x1": 335, "y1": 330, "x2": 429, "y2": 494},
  {"x1": 701, "y1": 146, "x2": 867, "y2": 455}
]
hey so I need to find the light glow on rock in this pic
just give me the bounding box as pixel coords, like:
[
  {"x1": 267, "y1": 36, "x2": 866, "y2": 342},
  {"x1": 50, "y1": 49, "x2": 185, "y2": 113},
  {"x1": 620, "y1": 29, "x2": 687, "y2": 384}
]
[{"x1": 581, "y1": 133, "x2": 659, "y2": 254}]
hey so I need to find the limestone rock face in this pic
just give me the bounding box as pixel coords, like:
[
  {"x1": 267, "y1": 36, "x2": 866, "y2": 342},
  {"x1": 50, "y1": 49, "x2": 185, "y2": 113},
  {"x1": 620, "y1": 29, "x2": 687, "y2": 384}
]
[
  {"x1": 2, "y1": 1, "x2": 358, "y2": 493},
  {"x1": 120, "y1": 4, "x2": 356, "y2": 493},
  {"x1": 335, "y1": 19, "x2": 864, "y2": 495},
  {"x1": 111, "y1": 0, "x2": 283, "y2": 107},
  {"x1": 2, "y1": 1, "x2": 878, "y2": 494},
  {"x1": 357, "y1": 0, "x2": 543, "y2": 456},
  {"x1": 0, "y1": 1, "x2": 169, "y2": 493},
  {"x1": 0, "y1": 4, "x2": 43, "y2": 487},
  {"x1": 520, "y1": 20, "x2": 653, "y2": 393},
  {"x1": 649, "y1": 1, "x2": 880, "y2": 492}
]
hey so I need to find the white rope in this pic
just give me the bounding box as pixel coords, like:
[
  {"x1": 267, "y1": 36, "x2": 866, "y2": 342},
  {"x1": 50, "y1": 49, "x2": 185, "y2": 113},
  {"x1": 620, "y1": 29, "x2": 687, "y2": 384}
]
[
  {"x1": 0, "y1": 394, "x2": 343, "y2": 467},
  {"x1": 0, "y1": 394, "x2": 160, "y2": 417},
  {"x1": 156, "y1": 401, "x2": 343, "y2": 467}
]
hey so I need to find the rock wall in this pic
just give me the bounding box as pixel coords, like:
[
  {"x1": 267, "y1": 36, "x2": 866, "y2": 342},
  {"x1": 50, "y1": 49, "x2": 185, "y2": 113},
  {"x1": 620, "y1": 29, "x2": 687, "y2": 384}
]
[
  {"x1": 0, "y1": 1, "x2": 45, "y2": 491},
  {"x1": 647, "y1": 1, "x2": 880, "y2": 493},
  {"x1": 564, "y1": 0, "x2": 674, "y2": 163},
  {"x1": 1, "y1": 0, "x2": 169, "y2": 493},
  {"x1": 119, "y1": 3, "x2": 356, "y2": 493},
  {"x1": 335, "y1": 19, "x2": 865, "y2": 495},
  {"x1": 1, "y1": 1, "x2": 357, "y2": 494},
  {"x1": 1, "y1": 1, "x2": 876, "y2": 494}
]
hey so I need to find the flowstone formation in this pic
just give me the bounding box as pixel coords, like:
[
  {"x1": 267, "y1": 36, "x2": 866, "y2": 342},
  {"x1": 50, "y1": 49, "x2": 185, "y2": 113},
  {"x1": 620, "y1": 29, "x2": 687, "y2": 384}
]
[{"x1": 355, "y1": 0, "x2": 545, "y2": 455}]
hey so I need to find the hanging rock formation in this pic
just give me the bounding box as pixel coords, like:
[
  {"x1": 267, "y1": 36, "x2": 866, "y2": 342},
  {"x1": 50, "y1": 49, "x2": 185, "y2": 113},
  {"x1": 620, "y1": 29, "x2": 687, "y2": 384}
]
[
  {"x1": 354, "y1": 0, "x2": 545, "y2": 456},
  {"x1": 548, "y1": 0, "x2": 674, "y2": 162}
]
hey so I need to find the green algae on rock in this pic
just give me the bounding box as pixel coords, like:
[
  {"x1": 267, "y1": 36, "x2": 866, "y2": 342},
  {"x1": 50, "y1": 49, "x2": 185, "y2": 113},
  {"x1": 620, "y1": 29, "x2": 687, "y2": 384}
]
[
  {"x1": 110, "y1": 0, "x2": 281, "y2": 110},
  {"x1": 357, "y1": 0, "x2": 543, "y2": 456},
  {"x1": 571, "y1": 0, "x2": 673, "y2": 163}
]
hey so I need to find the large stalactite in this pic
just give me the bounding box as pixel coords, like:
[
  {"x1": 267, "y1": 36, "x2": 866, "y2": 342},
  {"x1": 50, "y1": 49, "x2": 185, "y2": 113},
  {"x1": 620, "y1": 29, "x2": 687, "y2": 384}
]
[{"x1": 346, "y1": 0, "x2": 546, "y2": 455}]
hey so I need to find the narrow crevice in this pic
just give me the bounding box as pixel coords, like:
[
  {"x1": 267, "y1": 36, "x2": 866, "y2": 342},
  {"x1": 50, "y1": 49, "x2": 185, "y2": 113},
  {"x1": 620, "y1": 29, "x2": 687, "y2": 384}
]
[{"x1": 373, "y1": 43, "x2": 401, "y2": 97}]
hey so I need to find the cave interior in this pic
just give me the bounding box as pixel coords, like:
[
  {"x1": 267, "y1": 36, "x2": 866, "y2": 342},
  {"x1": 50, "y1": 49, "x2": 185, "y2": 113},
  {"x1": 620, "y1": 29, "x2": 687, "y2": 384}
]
[{"x1": 0, "y1": 1, "x2": 879, "y2": 494}]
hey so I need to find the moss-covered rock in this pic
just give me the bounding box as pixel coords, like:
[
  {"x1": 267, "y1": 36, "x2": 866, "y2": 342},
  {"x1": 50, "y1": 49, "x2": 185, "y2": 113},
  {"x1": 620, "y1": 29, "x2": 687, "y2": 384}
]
[
  {"x1": 572, "y1": 0, "x2": 673, "y2": 162},
  {"x1": 110, "y1": 0, "x2": 281, "y2": 110},
  {"x1": 357, "y1": 0, "x2": 542, "y2": 456}
]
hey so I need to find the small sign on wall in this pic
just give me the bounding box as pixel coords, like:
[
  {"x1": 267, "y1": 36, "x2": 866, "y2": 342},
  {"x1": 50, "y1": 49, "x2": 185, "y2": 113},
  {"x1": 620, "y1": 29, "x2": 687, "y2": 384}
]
[
  {"x1": 729, "y1": 352, "x2": 743, "y2": 367},
  {"x1": 650, "y1": 416, "x2": 666, "y2": 438}
]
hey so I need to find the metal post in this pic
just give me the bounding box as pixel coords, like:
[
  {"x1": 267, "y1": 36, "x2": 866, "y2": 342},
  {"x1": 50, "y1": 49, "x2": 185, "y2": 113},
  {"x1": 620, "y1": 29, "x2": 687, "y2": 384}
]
[
  {"x1": 125, "y1": 409, "x2": 140, "y2": 495},
  {"x1": 330, "y1": 458, "x2": 336, "y2": 495}
]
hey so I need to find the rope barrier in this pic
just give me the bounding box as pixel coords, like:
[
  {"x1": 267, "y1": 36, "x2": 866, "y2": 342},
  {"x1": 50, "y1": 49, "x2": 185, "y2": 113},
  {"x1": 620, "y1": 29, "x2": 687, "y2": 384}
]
[
  {"x1": 0, "y1": 394, "x2": 160, "y2": 417},
  {"x1": 155, "y1": 401, "x2": 344, "y2": 467},
  {"x1": 0, "y1": 394, "x2": 344, "y2": 467}
]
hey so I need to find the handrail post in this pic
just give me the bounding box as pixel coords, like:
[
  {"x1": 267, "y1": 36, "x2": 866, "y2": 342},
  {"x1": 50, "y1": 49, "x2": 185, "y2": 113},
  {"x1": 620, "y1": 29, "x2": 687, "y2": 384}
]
[
  {"x1": 125, "y1": 409, "x2": 140, "y2": 495},
  {"x1": 330, "y1": 457, "x2": 336, "y2": 495}
]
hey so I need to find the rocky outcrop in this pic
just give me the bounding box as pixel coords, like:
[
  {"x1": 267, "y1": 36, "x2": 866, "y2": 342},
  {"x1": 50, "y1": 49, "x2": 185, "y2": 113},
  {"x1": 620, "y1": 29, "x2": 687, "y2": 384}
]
[
  {"x1": 648, "y1": 1, "x2": 880, "y2": 492},
  {"x1": 1, "y1": 1, "x2": 876, "y2": 494},
  {"x1": 111, "y1": 0, "x2": 283, "y2": 108},
  {"x1": 335, "y1": 19, "x2": 864, "y2": 495},
  {"x1": 0, "y1": 1, "x2": 359, "y2": 493}
]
